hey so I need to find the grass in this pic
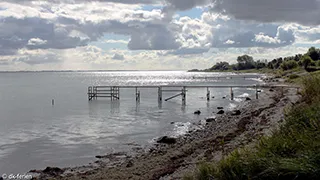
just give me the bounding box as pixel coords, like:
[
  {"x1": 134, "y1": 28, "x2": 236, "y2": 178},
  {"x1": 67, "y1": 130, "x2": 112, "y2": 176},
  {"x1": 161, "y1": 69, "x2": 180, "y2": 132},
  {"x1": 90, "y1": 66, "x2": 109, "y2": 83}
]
[{"x1": 186, "y1": 73, "x2": 320, "y2": 180}]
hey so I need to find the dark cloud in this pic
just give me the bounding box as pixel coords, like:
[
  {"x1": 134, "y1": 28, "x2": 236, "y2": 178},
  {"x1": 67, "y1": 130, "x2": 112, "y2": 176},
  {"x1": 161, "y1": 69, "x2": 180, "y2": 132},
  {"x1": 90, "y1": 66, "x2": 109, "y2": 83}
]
[
  {"x1": 204, "y1": 14, "x2": 296, "y2": 48},
  {"x1": 0, "y1": 16, "x2": 89, "y2": 55},
  {"x1": 211, "y1": 0, "x2": 320, "y2": 25},
  {"x1": 128, "y1": 24, "x2": 181, "y2": 50},
  {"x1": 165, "y1": 0, "x2": 209, "y2": 10}
]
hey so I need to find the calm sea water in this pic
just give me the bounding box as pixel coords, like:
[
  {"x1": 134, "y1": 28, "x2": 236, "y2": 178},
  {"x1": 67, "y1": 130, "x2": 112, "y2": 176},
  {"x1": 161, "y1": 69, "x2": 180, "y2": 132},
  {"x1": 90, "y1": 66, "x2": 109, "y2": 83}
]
[{"x1": 0, "y1": 71, "x2": 263, "y2": 174}]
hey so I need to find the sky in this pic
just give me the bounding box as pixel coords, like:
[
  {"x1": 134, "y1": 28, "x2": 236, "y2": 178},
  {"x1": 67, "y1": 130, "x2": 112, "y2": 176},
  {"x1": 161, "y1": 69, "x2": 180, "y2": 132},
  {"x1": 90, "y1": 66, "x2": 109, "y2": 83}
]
[{"x1": 0, "y1": 0, "x2": 320, "y2": 71}]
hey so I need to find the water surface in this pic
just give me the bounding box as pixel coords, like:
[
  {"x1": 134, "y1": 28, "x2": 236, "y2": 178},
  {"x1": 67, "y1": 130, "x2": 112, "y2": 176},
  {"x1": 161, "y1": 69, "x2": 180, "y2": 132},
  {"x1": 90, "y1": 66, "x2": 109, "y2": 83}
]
[{"x1": 0, "y1": 71, "x2": 263, "y2": 174}]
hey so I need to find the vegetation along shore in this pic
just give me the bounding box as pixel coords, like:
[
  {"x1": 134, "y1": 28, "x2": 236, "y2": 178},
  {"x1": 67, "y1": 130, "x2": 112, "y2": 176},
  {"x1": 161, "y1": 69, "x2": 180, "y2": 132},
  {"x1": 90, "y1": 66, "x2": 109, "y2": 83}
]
[{"x1": 31, "y1": 47, "x2": 320, "y2": 180}]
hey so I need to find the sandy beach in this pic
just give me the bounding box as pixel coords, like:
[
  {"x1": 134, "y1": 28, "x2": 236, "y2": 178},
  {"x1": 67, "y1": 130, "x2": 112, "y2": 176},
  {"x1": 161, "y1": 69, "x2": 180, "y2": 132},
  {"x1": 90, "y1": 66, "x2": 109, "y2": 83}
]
[{"x1": 30, "y1": 78, "x2": 300, "y2": 180}]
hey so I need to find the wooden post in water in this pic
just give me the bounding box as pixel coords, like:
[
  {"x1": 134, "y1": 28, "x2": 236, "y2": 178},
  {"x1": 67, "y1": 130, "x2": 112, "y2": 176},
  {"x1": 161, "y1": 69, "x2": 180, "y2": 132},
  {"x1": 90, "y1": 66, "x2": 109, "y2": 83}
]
[
  {"x1": 88, "y1": 86, "x2": 92, "y2": 101},
  {"x1": 206, "y1": 87, "x2": 210, "y2": 101},
  {"x1": 111, "y1": 87, "x2": 113, "y2": 101},
  {"x1": 118, "y1": 87, "x2": 120, "y2": 100},
  {"x1": 256, "y1": 85, "x2": 259, "y2": 99},
  {"x1": 182, "y1": 86, "x2": 186, "y2": 105},
  {"x1": 230, "y1": 87, "x2": 234, "y2": 100},
  {"x1": 136, "y1": 87, "x2": 140, "y2": 102},
  {"x1": 158, "y1": 86, "x2": 162, "y2": 102},
  {"x1": 94, "y1": 86, "x2": 97, "y2": 100}
]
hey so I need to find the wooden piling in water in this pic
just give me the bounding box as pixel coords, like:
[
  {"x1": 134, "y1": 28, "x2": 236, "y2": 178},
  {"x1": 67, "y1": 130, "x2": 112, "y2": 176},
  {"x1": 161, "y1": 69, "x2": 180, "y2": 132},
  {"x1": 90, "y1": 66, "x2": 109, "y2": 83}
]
[
  {"x1": 158, "y1": 87, "x2": 162, "y2": 102},
  {"x1": 206, "y1": 87, "x2": 210, "y2": 101},
  {"x1": 231, "y1": 87, "x2": 234, "y2": 100},
  {"x1": 135, "y1": 87, "x2": 140, "y2": 102},
  {"x1": 182, "y1": 86, "x2": 186, "y2": 105}
]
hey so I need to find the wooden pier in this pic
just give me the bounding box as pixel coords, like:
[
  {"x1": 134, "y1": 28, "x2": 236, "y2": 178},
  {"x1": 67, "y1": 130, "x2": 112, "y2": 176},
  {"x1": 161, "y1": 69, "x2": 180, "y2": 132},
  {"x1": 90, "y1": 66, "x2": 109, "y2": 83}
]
[{"x1": 88, "y1": 85, "x2": 299, "y2": 103}]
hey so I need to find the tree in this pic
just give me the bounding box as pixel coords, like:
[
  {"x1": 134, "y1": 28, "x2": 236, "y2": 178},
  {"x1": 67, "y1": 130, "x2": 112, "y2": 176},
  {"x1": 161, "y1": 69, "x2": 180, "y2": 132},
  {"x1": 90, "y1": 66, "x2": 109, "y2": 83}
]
[
  {"x1": 307, "y1": 47, "x2": 320, "y2": 61},
  {"x1": 301, "y1": 55, "x2": 313, "y2": 69},
  {"x1": 256, "y1": 60, "x2": 267, "y2": 69},
  {"x1": 210, "y1": 61, "x2": 230, "y2": 71},
  {"x1": 236, "y1": 55, "x2": 255, "y2": 70}
]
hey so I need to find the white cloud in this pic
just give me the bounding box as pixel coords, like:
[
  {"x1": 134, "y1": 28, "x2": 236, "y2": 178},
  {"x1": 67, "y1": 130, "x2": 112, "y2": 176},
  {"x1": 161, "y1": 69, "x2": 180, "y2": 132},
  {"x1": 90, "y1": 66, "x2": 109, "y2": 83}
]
[
  {"x1": 27, "y1": 38, "x2": 48, "y2": 46},
  {"x1": 104, "y1": 40, "x2": 129, "y2": 44},
  {"x1": 224, "y1": 39, "x2": 235, "y2": 44}
]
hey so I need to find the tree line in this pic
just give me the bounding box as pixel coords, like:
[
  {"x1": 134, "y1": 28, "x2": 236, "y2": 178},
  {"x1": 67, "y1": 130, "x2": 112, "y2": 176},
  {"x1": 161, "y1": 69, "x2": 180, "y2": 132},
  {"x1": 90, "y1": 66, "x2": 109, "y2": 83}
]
[{"x1": 207, "y1": 47, "x2": 320, "y2": 72}]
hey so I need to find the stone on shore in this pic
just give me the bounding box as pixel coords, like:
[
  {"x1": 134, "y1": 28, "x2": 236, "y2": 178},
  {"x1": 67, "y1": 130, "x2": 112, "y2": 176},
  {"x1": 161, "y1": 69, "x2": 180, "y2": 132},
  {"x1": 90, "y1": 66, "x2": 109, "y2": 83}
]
[
  {"x1": 231, "y1": 110, "x2": 241, "y2": 116},
  {"x1": 126, "y1": 160, "x2": 134, "y2": 167},
  {"x1": 217, "y1": 110, "x2": 225, "y2": 114},
  {"x1": 217, "y1": 107, "x2": 224, "y2": 110},
  {"x1": 194, "y1": 110, "x2": 201, "y2": 115},
  {"x1": 246, "y1": 97, "x2": 252, "y2": 101},
  {"x1": 42, "y1": 167, "x2": 64, "y2": 176},
  {"x1": 157, "y1": 136, "x2": 177, "y2": 144},
  {"x1": 205, "y1": 117, "x2": 216, "y2": 122}
]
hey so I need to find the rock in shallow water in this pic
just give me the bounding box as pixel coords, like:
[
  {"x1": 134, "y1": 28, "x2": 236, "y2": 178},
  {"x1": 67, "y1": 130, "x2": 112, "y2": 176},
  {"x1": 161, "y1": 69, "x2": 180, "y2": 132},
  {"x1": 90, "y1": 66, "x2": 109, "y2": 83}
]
[
  {"x1": 231, "y1": 110, "x2": 241, "y2": 116},
  {"x1": 157, "y1": 136, "x2": 177, "y2": 144},
  {"x1": 206, "y1": 117, "x2": 216, "y2": 122},
  {"x1": 246, "y1": 97, "x2": 252, "y2": 101},
  {"x1": 217, "y1": 107, "x2": 224, "y2": 110},
  {"x1": 217, "y1": 110, "x2": 225, "y2": 114},
  {"x1": 194, "y1": 110, "x2": 201, "y2": 115}
]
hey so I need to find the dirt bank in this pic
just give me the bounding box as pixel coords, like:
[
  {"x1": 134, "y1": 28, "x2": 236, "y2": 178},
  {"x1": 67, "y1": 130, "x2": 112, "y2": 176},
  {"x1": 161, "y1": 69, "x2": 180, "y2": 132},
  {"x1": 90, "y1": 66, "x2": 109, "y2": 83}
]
[{"x1": 31, "y1": 84, "x2": 300, "y2": 180}]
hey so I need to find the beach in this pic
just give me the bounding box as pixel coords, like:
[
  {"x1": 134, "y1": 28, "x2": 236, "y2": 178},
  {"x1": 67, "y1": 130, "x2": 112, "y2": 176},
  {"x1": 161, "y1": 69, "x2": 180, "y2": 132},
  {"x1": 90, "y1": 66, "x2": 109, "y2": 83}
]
[{"x1": 30, "y1": 77, "x2": 300, "y2": 180}]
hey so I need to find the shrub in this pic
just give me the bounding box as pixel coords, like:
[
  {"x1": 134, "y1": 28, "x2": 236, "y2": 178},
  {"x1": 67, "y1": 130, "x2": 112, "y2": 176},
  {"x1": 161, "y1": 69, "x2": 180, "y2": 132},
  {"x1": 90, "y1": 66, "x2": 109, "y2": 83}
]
[
  {"x1": 281, "y1": 60, "x2": 298, "y2": 70},
  {"x1": 288, "y1": 74, "x2": 299, "y2": 79}
]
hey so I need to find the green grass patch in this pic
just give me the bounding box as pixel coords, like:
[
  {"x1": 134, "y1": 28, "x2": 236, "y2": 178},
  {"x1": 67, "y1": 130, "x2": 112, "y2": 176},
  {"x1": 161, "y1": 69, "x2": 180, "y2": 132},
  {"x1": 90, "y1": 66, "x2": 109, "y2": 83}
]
[{"x1": 187, "y1": 73, "x2": 320, "y2": 180}]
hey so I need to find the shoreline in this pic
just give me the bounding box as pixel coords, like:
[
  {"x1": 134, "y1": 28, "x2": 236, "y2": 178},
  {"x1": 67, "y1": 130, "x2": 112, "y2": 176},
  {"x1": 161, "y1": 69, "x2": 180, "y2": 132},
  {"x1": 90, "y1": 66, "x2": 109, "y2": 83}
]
[{"x1": 30, "y1": 77, "x2": 300, "y2": 180}]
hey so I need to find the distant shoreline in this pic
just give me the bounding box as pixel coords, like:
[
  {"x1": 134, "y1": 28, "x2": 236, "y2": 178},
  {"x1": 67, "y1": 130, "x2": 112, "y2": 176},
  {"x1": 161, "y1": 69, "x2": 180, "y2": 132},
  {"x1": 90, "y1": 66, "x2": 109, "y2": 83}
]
[{"x1": 0, "y1": 70, "x2": 187, "y2": 73}]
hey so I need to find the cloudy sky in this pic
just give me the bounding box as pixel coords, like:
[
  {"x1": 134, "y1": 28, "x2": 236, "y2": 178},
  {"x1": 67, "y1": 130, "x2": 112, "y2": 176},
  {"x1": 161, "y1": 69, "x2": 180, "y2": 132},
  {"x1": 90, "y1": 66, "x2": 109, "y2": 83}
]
[{"x1": 0, "y1": 0, "x2": 319, "y2": 71}]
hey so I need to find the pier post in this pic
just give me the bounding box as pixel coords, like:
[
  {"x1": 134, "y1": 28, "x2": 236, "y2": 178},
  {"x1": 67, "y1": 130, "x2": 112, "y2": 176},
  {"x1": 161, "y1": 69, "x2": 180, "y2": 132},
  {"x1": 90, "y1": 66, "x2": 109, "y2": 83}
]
[
  {"x1": 111, "y1": 87, "x2": 113, "y2": 101},
  {"x1": 94, "y1": 86, "x2": 97, "y2": 100},
  {"x1": 231, "y1": 87, "x2": 234, "y2": 100},
  {"x1": 136, "y1": 87, "x2": 140, "y2": 102},
  {"x1": 256, "y1": 85, "x2": 259, "y2": 99},
  {"x1": 206, "y1": 87, "x2": 210, "y2": 101},
  {"x1": 88, "y1": 86, "x2": 92, "y2": 101},
  {"x1": 182, "y1": 86, "x2": 186, "y2": 105},
  {"x1": 158, "y1": 87, "x2": 162, "y2": 102},
  {"x1": 118, "y1": 87, "x2": 120, "y2": 100}
]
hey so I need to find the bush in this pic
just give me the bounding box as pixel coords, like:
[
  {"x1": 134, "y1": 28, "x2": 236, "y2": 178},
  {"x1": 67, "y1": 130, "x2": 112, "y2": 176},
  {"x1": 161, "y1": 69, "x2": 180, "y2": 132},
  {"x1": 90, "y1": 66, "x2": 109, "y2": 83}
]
[
  {"x1": 301, "y1": 75, "x2": 320, "y2": 103},
  {"x1": 288, "y1": 74, "x2": 299, "y2": 79},
  {"x1": 280, "y1": 60, "x2": 298, "y2": 70}
]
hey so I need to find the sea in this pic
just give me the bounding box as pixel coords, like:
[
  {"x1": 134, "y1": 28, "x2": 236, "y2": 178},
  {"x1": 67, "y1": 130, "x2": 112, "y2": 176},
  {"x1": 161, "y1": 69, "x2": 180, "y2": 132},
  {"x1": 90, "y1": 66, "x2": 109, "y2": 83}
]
[{"x1": 0, "y1": 71, "x2": 264, "y2": 174}]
